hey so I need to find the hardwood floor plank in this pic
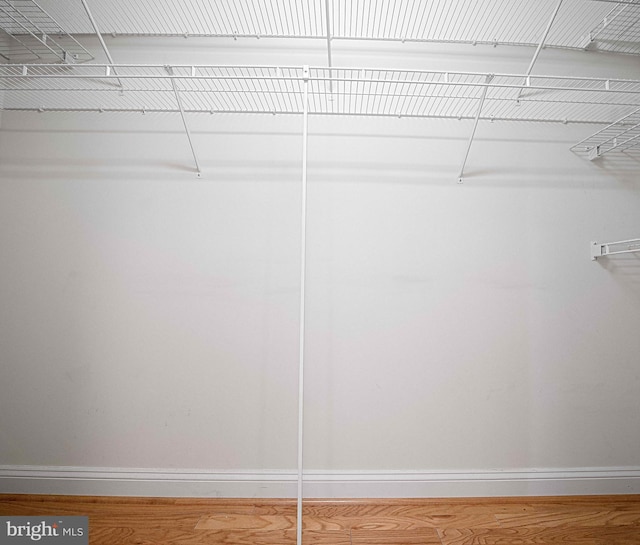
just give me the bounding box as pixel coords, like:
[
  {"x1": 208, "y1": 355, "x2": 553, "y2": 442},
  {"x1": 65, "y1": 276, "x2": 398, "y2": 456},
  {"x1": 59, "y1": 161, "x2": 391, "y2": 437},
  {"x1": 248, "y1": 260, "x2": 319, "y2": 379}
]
[
  {"x1": 351, "y1": 528, "x2": 442, "y2": 544},
  {"x1": 90, "y1": 527, "x2": 278, "y2": 545},
  {"x1": 349, "y1": 516, "x2": 436, "y2": 531},
  {"x1": 91, "y1": 528, "x2": 351, "y2": 545},
  {"x1": 294, "y1": 530, "x2": 352, "y2": 544},
  {"x1": 0, "y1": 502, "x2": 206, "y2": 529},
  {"x1": 438, "y1": 526, "x2": 640, "y2": 545},
  {"x1": 257, "y1": 502, "x2": 502, "y2": 527},
  {"x1": 0, "y1": 497, "x2": 277, "y2": 516},
  {"x1": 195, "y1": 514, "x2": 294, "y2": 531},
  {"x1": 195, "y1": 512, "x2": 500, "y2": 532},
  {"x1": 302, "y1": 516, "x2": 361, "y2": 531},
  {"x1": 347, "y1": 514, "x2": 499, "y2": 530},
  {"x1": 301, "y1": 502, "x2": 514, "y2": 516},
  {"x1": 194, "y1": 514, "x2": 357, "y2": 532},
  {"x1": 496, "y1": 509, "x2": 640, "y2": 528},
  {"x1": 527, "y1": 503, "x2": 640, "y2": 516},
  {"x1": 196, "y1": 514, "x2": 355, "y2": 531}
]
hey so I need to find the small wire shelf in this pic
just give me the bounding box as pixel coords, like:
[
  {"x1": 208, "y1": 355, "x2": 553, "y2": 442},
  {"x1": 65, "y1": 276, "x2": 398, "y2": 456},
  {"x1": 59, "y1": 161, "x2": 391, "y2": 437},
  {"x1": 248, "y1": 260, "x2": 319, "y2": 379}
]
[
  {"x1": 584, "y1": 0, "x2": 640, "y2": 55},
  {"x1": 571, "y1": 105, "x2": 640, "y2": 157},
  {"x1": 0, "y1": 0, "x2": 93, "y2": 63}
]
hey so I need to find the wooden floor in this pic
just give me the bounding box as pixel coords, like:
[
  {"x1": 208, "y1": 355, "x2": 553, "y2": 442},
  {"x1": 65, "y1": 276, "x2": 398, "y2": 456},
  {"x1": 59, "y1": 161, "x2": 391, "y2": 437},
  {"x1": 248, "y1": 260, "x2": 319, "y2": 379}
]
[{"x1": 1, "y1": 495, "x2": 640, "y2": 544}]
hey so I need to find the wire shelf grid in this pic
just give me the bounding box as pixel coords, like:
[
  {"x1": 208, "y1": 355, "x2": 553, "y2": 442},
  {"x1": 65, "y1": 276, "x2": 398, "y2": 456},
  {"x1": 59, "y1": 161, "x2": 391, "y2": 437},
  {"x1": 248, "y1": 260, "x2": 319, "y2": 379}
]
[
  {"x1": 571, "y1": 105, "x2": 640, "y2": 156},
  {"x1": 2, "y1": 64, "x2": 640, "y2": 127},
  {"x1": 0, "y1": 0, "x2": 93, "y2": 63},
  {"x1": 584, "y1": 0, "x2": 640, "y2": 54},
  {"x1": 19, "y1": 0, "x2": 639, "y2": 54}
]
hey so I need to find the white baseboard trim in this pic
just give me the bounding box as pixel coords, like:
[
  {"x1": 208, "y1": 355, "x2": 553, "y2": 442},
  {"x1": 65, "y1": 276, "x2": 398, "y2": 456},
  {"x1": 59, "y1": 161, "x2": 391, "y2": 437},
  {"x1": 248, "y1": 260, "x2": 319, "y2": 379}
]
[{"x1": 1, "y1": 466, "x2": 639, "y2": 498}]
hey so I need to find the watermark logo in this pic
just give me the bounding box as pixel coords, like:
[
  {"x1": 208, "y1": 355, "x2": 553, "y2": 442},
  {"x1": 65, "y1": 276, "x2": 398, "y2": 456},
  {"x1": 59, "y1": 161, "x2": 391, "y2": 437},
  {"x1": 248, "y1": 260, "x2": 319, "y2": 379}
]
[{"x1": 0, "y1": 517, "x2": 87, "y2": 544}]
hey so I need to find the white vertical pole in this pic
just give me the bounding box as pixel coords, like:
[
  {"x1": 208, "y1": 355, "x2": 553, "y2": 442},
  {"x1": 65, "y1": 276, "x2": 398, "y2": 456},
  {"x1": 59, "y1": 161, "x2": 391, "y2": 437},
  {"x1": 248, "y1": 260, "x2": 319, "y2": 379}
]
[{"x1": 297, "y1": 66, "x2": 310, "y2": 545}]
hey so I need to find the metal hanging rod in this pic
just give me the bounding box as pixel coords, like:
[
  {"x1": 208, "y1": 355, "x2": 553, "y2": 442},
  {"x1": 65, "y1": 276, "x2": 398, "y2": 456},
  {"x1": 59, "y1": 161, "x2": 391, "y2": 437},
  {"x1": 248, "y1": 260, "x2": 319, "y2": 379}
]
[{"x1": 592, "y1": 238, "x2": 640, "y2": 260}]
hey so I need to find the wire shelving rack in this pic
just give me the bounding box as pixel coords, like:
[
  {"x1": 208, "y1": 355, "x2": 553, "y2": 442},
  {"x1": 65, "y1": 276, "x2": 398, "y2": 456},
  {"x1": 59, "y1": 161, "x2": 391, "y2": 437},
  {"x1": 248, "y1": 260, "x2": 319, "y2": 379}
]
[
  {"x1": 2, "y1": 6, "x2": 640, "y2": 545},
  {"x1": 3, "y1": 0, "x2": 640, "y2": 61},
  {"x1": 0, "y1": 0, "x2": 93, "y2": 63},
  {"x1": 3, "y1": 64, "x2": 640, "y2": 123}
]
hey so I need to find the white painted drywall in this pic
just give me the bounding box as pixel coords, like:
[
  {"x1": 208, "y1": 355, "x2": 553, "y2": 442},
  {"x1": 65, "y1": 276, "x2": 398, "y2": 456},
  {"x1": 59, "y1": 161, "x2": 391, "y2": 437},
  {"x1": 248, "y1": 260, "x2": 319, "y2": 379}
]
[{"x1": 1, "y1": 37, "x2": 640, "y2": 496}]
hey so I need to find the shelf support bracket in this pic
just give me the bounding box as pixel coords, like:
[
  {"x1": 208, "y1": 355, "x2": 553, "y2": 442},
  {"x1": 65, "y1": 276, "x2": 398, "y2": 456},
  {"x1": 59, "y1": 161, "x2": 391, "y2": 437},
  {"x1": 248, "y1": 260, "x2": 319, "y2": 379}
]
[
  {"x1": 167, "y1": 66, "x2": 202, "y2": 177},
  {"x1": 458, "y1": 74, "x2": 493, "y2": 183},
  {"x1": 517, "y1": 0, "x2": 563, "y2": 100},
  {"x1": 324, "y1": 0, "x2": 334, "y2": 97},
  {"x1": 592, "y1": 239, "x2": 640, "y2": 260},
  {"x1": 79, "y1": 0, "x2": 122, "y2": 88}
]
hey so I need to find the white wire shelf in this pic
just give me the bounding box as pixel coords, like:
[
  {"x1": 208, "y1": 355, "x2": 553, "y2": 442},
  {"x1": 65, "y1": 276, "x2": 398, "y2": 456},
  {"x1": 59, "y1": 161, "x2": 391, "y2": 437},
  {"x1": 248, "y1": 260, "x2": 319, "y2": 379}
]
[
  {"x1": 592, "y1": 238, "x2": 640, "y2": 259},
  {"x1": 2, "y1": 0, "x2": 639, "y2": 67},
  {"x1": 18, "y1": 0, "x2": 640, "y2": 55},
  {"x1": 571, "y1": 106, "x2": 640, "y2": 157},
  {"x1": 584, "y1": 0, "x2": 640, "y2": 54},
  {"x1": 2, "y1": 64, "x2": 640, "y2": 126},
  {"x1": 0, "y1": 0, "x2": 93, "y2": 63}
]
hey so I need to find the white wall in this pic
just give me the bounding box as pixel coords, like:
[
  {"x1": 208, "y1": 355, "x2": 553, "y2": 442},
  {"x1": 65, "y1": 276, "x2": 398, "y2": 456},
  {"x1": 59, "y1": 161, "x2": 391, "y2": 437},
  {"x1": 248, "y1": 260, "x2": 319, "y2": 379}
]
[{"x1": 1, "y1": 37, "x2": 640, "y2": 497}]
